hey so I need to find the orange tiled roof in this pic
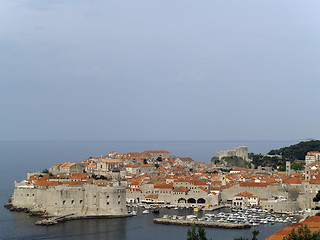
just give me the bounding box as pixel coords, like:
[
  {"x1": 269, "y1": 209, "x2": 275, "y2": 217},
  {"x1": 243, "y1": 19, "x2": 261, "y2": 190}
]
[
  {"x1": 198, "y1": 186, "x2": 210, "y2": 193},
  {"x1": 145, "y1": 195, "x2": 158, "y2": 199},
  {"x1": 285, "y1": 177, "x2": 302, "y2": 184},
  {"x1": 235, "y1": 191, "x2": 252, "y2": 197},
  {"x1": 173, "y1": 186, "x2": 189, "y2": 193},
  {"x1": 239, "y1": 182, "x2": 268, "y2": 187},
  {"x1": 154, "y1": 183, "x2": 173, "y2": 189},
  {"x1": 33, "y1": 180, "x2": 58, "y2": 186},
  {"x1": 266, "y1": 216, "x2": 320, "y2": 240}
]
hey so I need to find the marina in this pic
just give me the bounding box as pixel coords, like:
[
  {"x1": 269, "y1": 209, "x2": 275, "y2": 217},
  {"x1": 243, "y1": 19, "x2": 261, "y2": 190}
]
[{"x1": 127, "y1": 205, "x2": 301, "y2": 228}]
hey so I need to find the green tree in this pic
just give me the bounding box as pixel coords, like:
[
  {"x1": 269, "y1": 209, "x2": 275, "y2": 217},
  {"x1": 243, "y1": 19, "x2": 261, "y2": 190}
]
[
  {"x1": 268, "y1": 140, "x2": 320, "y2": 160},
  {"x1": 187, "y1": 224, "x2": 198, "y2": 240},
  {"x1": 252, "y1": 230, "x2": 259, "y2": 240},
  {"x1": 42, "y1": 169, "x2": 49, "y2": 173},
  {"x1": 211, "y1": 157, "x2": 219, "y2": 164},
  {"x1": 198, "y1": 225, "x2": 207, "y2": 240},
  {"x1": 313, "y1": 191, "x2": 320, "y2": 202},
  {"x1": 234, "y1": 230, "x2": 260, "y2": 240},
  {"x1": 291, "y1": 162, "x2": 304, "y2": 171},
  {"x1": 187, "y1": 224, "x2": 208, "y2": 240},
  {"x1": 283, "y1": 225, "x2": 320, "y2": 240}
]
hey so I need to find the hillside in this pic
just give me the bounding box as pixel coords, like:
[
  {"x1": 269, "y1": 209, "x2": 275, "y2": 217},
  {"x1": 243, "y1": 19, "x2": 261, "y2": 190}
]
[
  {"x1": 268, "y1": 140, "x2": 320, "y2": 160},
  {"x1": 211, "y1": 156, "x2": 251, "y2": 169}
]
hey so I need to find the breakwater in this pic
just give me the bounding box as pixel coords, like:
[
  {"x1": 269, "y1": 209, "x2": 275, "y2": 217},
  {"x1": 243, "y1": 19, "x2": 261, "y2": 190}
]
[
  {"x1": 35, "y1": 214, "x2": 132, "y2": 226},
  {"x1": 154, "y1": 218, "x2": 251, "y2": 229}
]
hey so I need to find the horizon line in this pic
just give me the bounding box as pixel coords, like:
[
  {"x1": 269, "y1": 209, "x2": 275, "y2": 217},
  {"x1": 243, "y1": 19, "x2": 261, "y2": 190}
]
[{"x1": 0, "y1": 139, "x2": 310, "y2": 142}]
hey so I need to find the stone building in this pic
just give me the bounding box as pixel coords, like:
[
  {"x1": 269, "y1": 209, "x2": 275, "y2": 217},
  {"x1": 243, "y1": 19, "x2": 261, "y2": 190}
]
[
  {"x1": 11, "y1": 180, "x2": 127, "y2": 217},
  {"x1": 126, "y1": 179, "x2": 220, "y2": 207},
  {"x1": 49, "y1": 162, "x2": 88, "y2": 176},
  {"x1": 305, "y1": 151, "x2": 320, "y2": 165},
  {"x1": 174, "y1": 158, "x2": 195, "y2": 169},
  {"x1": 216, "y1": 146, "x2": 248, "y2": 161}
]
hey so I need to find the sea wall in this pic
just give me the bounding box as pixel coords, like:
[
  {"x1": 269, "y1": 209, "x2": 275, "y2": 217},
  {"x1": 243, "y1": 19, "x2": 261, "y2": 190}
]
[{"x1": 11, "y1": 182, "x2": 127, "y2": 217}]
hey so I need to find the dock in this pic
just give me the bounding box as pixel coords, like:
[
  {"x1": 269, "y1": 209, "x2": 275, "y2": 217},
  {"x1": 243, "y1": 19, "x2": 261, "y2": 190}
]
[
  {"x1": 154, "y1": 218, "x2": 251, "y2": 229},
  {"x1": 35, "y1": 214, "x2": 76, "y2": 225},
  {"x1": 203, "y1": 205, "x2": 227, "y2": 211},
  {"x1": 35, "y1": 214, "x2": 132, "y2": 226}
]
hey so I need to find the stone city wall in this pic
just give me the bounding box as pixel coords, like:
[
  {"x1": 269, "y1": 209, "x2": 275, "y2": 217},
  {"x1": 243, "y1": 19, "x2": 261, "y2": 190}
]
[{"x1": 12, "y1": 182, "x2": 127, "y2": 217}]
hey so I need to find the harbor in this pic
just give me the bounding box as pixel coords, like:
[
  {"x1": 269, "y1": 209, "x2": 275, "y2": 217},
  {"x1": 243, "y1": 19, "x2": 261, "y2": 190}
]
[{"x1": 127, "y1": 204, "x2": 301, "y2": 228}]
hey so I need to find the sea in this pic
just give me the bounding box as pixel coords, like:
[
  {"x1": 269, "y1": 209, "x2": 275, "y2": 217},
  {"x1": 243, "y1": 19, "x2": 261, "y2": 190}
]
[{"x1": 0, "y1": 140, "x2": 299, "y2": 240}]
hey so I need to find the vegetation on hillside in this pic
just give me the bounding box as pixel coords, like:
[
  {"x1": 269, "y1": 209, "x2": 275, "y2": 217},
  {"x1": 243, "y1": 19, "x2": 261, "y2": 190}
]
[
  {"x1": 249, "y1": 153, "x2": 284, "y2": 169},
  {"x1": 211, "y1": 156, "x2": 251, "y2": 169},
  {"x1": 211, "y1": 140, "x2": 319, "y2": 170},
  {"x1": 283, "y1": 224, "x2": 320, "y2": 240},
  {"x1": 186, "y1": 224, "x2": 208, "y2": 240},
  {"x1": 249, "y1": 153, "x2": 305, "y2": 170},
  {"x1": 248, "y1": 140, "x2": 319, "y2": 170},
  {"x1": 268, "y1": 140, "x2": 320, "y2": 160},
  {"x1": 234, "y1": 230, "x2": 259, "y2": 240}
]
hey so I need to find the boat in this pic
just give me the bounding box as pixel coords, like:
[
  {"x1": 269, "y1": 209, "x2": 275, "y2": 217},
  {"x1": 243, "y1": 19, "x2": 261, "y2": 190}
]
[
  {"x1": 131, "y1": 211, "x2": 137, "y2": 216},
  {"x1": 194, "y1": 207, "x2": 202, "y2": 212},
  {"x1": 142, "y1": 210, "x2": 149, "y2": 214},
  {"x1": 152, "y1": 206, "x2": 160, "y2": 213}
]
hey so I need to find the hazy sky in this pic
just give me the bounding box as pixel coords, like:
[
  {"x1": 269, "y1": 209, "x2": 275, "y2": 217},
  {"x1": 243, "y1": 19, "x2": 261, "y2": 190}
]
[{"x1": 1, "y1": 0, "x2": 319, "y2": 141}]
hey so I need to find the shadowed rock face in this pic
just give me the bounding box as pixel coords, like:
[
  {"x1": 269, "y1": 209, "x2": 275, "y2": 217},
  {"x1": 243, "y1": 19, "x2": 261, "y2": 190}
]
[{"x1": 288, "y1": 190, "x2": 299, "y2": 201}]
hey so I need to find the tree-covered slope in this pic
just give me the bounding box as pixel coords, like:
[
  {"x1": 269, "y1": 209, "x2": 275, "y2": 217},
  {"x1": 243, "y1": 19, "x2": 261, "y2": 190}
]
[{"x1": 268, "y1": 140, "x2": 320, "y2": 160}]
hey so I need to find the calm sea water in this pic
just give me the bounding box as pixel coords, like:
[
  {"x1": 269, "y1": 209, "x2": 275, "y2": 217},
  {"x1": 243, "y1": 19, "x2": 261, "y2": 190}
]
[{"x1": 0, "y1": 140, "x2": 298, "y2": 240}]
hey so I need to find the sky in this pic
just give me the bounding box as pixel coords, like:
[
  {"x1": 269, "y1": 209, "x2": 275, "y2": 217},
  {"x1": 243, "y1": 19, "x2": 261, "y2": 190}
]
[{"x1": 1, "y1": 0, "x2": 320, "y2": 141}]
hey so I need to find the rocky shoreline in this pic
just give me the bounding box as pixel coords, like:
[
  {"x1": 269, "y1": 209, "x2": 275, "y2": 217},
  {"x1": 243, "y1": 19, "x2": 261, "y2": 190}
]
[
  {"x1": 4, "y1": 196, "x2": 132, "y2": 226},
  {"x1": 4, "y1": 197, "x2": 46, "y2": 217},
  {"x1": 154, "y1": 218, "x2": 251, "y2": 229},
  {"x1": 4, "y1": 202, "x2": 132, "y2": 226}
]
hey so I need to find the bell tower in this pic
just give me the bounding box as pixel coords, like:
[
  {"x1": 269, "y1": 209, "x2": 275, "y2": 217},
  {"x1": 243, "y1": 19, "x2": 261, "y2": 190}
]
[
  {"x1": 305, "y1": 165, "x2": 311, "y2": 181},
  {"x1": 286, "y1": 161, "x2": 291, "y2": 176}
]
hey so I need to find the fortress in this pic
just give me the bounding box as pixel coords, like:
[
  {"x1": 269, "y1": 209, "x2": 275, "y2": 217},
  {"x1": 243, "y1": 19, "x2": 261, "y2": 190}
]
[
  {"x1": 8, "y1": 178, "x2": 128, "y2": 217},
  {"x1": 216, "y1": 146, "x2": 249, "y2": 161}
]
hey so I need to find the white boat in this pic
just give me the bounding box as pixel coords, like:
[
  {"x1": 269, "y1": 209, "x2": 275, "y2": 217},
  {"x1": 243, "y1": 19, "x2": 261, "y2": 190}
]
[
  {"x1": 142, "y1": 210, "x2": 149, "y2": 214},
  {"x1": 186, "y1": 215, "x2": 197, "y2": 220},
  {"x1": 131, "y1": 211, "x2": 137, "y2": 216}
]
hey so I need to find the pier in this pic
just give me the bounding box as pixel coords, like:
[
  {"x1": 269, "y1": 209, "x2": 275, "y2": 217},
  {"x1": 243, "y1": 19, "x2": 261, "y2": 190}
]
[
  {"x1": 35, "y1": 214, "x2": 132, "y2": 226},
  {"x1": 154, "y1": 218, "x2": 251, "y2": 229}
]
